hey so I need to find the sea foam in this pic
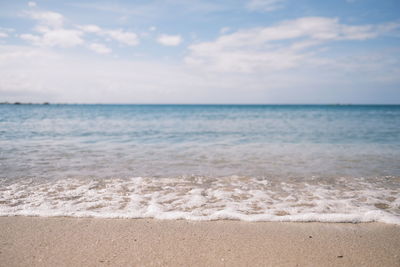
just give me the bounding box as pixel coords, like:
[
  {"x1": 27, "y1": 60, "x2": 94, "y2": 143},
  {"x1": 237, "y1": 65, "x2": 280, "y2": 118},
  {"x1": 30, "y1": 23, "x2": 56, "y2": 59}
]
[{"x1": 1, "y1": 176, "x2": 399, "y2": 224}]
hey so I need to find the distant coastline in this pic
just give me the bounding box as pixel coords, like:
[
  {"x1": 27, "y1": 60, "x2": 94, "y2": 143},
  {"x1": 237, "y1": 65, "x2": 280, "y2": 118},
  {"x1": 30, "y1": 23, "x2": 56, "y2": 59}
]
[
  {"x1": 0, "y1": 102, "x2": 50, "y2": 105},
  {"x1": 1, "y1": 102, "x2": 399, "y2": 106}
]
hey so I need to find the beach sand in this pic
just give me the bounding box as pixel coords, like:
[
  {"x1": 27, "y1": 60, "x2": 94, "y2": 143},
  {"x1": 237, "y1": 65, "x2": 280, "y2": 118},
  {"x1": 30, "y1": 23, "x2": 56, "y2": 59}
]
[{"x1": 0, "y1": 217, "x2": 399, "y2": 267}]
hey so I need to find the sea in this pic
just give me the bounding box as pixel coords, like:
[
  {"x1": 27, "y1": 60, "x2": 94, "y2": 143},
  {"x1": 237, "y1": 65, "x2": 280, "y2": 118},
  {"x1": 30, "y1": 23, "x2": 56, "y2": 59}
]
[{"x1": 0, "y1": 104, "x2": 399, "y2": 223}]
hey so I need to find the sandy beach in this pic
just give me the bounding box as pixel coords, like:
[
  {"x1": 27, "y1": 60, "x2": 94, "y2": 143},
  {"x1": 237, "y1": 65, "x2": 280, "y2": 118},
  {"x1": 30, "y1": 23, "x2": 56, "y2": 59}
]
[{"x1": 0, "y1": 217, "x2": 399, "y2": 266}]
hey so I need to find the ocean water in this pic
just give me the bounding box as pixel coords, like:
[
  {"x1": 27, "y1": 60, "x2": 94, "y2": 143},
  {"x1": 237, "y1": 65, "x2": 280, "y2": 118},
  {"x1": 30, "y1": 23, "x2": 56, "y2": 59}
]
[{"x1": 0, "y1": 104, "x2": 399, "y2": 223}]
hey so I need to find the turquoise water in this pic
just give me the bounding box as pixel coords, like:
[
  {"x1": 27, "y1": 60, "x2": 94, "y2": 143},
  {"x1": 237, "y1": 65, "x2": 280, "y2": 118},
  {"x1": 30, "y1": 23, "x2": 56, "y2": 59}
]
[
  {"x1": 1, "y1": 104, "x2": 399, "y2": 223},
  {"x1": 1, "y1": 104, "x2": 399, "y2": 179}
]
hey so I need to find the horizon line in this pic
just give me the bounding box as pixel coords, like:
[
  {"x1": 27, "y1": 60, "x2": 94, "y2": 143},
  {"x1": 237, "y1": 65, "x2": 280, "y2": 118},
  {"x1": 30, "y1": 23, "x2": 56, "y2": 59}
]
[{"x1": 2, "y1": 102, "x2": 400, "y2": 106}]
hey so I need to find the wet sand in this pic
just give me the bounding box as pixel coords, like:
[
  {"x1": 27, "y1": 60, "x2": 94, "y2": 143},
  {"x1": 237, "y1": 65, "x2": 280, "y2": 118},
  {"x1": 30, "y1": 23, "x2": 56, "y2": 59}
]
[{"x1": 0, "y1": 216, "x2": 399, "y2": 266}]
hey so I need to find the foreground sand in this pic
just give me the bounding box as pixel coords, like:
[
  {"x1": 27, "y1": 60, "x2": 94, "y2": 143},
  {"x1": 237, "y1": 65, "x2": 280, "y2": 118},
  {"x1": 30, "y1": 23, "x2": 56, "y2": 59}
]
[{"x1": 0, "y1": 217, "x2": 399, "y2": 267}]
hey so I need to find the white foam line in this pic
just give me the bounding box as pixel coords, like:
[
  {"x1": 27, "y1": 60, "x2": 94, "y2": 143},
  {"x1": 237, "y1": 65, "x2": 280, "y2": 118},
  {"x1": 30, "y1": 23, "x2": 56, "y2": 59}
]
[{"x1": 0, "y1": 176, "x2": 399, "y2": 224}]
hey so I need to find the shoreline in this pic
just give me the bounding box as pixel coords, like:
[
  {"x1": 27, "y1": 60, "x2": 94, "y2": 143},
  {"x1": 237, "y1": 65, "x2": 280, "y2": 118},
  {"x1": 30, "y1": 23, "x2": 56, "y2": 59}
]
[{"x1": 1, "y1": 216, "x2": 399, "y2": 266}]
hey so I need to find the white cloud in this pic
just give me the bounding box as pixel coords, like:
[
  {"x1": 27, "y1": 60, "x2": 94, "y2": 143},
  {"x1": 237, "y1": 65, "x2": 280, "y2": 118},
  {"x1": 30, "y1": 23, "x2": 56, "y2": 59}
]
[
  {"x1": 246, "y1": 0, "x2": 286, "y2": 12},
  {"x1": 149, "y1": 26, "x2": 157, "y2": 31},
  {"x1": 79, "y1": 24, "x2": 102, "y2": 33},
  {"x1": 88, "y1": 43, "x2": 112, "y2": 54},
  {"x1": 0, "y1": 44, "x2": 399, "y2": 104},
  {"x1": 157, "y1": 34, "x2": 182, "y2": 46},
  {"x1": 28, "y1": 1, "x2": 37, "y2": 7},
  {"x1": 19, "y1": 33, "x2": 41, "y2": 43},
  {"x1": 22, "y1": 6, "x2": 141, "y2": 50},
  {"x1": 0, "y1": 45, "x2": 205, "y2": 103},
  {"x1": 0, "y1": 45, "x2": 60, "y2": 63},
  {"x1": 80, "y1": 25, "x2": 139, "y2": 46},
  {"x1": 41, "y1": 29, "x2": 83, "y2": 47},
  {"x1": 23, "y1": 11, "x2": 139, "y2": 49},
  {"x1": 186, "y1": 17, "x2": 400, "y2": 73},
  {"x1": 0, "y1": 32, "x2": 8, "y2": 38},
  {"x1": 21, "y1": 10, "x2": 85, "y2": 48},
  {"x1": 20, "y1": 29, "x2": 84, "y2": 48},
  {"x1": 27, "y1": 11, "x2": 64, "y2": 29},
  {"x1": 106, "y1": 30, "x2": 139, "y2": 46}
]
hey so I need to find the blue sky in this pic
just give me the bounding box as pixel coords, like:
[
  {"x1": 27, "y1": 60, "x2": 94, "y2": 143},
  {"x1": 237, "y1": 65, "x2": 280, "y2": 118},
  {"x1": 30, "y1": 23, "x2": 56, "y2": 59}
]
[{"x1": 0, "y1": 0, "x2": 399, "y2": 103}]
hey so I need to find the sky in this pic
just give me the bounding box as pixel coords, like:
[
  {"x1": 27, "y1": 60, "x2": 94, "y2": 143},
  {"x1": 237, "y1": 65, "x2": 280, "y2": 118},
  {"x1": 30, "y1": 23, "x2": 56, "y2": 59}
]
[{"x1": 0, "y1": 0, "x2": 399, "y2": 104}]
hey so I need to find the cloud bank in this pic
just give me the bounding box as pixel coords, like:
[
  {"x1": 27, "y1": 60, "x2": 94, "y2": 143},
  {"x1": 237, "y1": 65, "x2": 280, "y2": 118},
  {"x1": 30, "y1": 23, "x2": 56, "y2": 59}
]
[
  {"x1": 186, "y1": 17, "x2": 400, "y2": 73},
  {"x1": 0, "y1": 2, "x2": 399, "y2": 104}
]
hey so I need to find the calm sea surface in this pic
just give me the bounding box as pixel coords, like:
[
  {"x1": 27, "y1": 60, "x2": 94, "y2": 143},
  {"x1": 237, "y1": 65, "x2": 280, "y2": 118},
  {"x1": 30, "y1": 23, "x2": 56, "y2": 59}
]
[{"x1": 1, "y1": 104, "x2": 399, "y2": 223}]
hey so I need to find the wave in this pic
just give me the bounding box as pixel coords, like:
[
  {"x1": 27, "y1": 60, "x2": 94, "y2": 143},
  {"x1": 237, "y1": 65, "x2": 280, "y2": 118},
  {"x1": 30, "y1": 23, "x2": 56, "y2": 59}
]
[{"x1": 1, "y1": 176, "x2": 399, "y2": 224}]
